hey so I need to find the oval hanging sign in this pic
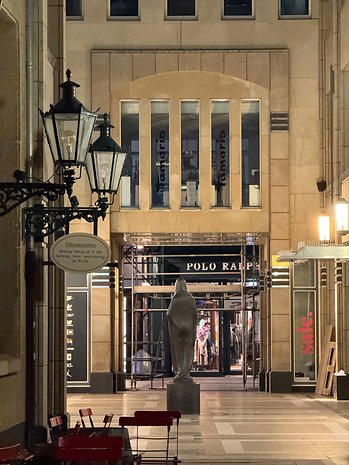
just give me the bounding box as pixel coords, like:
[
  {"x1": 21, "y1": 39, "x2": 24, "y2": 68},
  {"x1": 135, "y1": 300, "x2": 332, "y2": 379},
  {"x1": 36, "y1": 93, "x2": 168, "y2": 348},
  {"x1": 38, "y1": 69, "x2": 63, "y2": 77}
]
[{"x1": 51, "y1": 233, "x2": 111, "y2": 273}]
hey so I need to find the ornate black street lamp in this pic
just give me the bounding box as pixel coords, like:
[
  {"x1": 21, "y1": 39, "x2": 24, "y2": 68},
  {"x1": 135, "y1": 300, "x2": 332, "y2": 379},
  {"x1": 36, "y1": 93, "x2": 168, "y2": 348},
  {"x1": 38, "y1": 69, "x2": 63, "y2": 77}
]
[
  {"x1": 0, "y1": 70, "x2": 127, "y2": 240},
  {"x1": 40, "y1": 69, "x2": 97, "y2": 167},
  {"x1": 86, "y1": 113, "x2": 127, "y2": 198}
]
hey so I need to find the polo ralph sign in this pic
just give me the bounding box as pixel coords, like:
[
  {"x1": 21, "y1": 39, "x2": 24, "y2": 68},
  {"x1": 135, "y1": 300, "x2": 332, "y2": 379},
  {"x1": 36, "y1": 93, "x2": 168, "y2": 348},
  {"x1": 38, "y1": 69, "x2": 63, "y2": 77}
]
[{"x1": 51, "y1": 233, "x2": 110, "y2": 273}]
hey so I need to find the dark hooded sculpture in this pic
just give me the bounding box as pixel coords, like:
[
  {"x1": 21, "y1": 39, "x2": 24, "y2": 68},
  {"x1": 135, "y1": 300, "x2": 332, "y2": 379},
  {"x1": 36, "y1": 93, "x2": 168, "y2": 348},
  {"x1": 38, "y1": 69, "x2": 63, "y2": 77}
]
[{"x1": 167, "y1": 278, "x2": 198, "y2": 382}]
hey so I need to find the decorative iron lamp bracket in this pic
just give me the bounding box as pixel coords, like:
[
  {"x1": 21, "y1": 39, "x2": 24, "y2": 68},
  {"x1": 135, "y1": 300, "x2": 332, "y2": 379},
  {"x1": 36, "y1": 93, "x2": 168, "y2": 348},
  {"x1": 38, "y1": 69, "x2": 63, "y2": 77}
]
[
  {"x1": 0, "y1": 169, "x2": 76, "y2": 217},
  {"x1": 23, "y1": 199, "x2": 108, "y2": 241}
]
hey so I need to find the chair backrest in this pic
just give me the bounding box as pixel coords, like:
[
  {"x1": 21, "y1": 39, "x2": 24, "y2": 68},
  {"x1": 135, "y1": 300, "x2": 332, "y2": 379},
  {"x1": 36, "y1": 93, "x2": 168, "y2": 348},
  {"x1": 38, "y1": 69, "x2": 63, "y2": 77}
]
[
  {"x1": 134, "y1": 410, "x2": 182, "y2": 425},
  {"x1": 118, "y1": 416, "x2": 139, "y2": 427},
  {"x1": 0, "y1": 443, "x2": 20, "y2": 464},
  {"x1": 57, "y1": 435, "x2": 123, "y2": 461},
  {"x1": 79, "y1": 408, "x2": 94, "y2": 428},
  {"x1": 49, "y1": 415, "x2": 64, "y2": 442},
  {"x1": 103, "y1": 414, "x2": 114, "y2": 428},
  {"x1": 132, "y1": 411, "x2": 173, "y2": 427}
]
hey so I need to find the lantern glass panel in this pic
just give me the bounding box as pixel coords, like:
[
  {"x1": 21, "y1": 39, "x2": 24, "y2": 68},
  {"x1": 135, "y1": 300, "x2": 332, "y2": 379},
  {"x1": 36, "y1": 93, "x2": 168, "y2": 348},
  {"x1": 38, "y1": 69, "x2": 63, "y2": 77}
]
[
  {"x1": 42, "y1": 110, "x2": 96, "y2": 166},
  {"x1": 87, "y1": 150, "x2": 127, "y2": 193},
  {"x1": 55, "y1": 114, "x2": 79, "y2": 164},
  {"x1": 112, "y1": 151, "x2": 127, "y2": 192},
  {"x1": 78, "y1": 110, "x2": 98, "y2": 164}
]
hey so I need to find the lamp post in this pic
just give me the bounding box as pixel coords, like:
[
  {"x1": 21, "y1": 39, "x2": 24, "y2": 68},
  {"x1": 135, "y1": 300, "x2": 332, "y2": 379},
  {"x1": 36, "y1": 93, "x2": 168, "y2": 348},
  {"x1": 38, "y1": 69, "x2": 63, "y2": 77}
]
[{"x1": 0, "y1": 70, "x2": 127, "y2": 239}]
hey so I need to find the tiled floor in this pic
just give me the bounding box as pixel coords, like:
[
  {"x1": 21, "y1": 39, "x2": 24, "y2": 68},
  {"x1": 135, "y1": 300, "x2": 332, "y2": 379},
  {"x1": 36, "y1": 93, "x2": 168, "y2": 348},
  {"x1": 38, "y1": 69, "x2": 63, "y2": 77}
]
[{"x1": 67, "y1": 378, "x2": 349, "y2": 465}]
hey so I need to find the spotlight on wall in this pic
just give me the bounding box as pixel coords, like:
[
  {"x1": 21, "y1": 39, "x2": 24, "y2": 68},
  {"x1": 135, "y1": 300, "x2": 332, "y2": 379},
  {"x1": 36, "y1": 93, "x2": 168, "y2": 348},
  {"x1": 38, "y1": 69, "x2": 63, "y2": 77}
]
[{"x1": 316, "y1": 178, "x2": 327, "y2": 192}]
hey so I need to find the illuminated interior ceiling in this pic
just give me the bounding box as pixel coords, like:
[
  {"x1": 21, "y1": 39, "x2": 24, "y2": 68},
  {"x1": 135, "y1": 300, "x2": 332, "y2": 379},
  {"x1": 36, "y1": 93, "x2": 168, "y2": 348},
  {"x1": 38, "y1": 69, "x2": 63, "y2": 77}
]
[{"x1": 123, "y1": 232, "x2": 265, "y2": 247}]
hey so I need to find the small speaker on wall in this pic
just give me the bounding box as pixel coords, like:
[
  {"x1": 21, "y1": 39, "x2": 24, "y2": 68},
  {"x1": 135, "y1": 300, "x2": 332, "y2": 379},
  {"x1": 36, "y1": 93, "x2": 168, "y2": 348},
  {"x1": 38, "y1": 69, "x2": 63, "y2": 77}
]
[{"x1": 316, "y1": 178, "x2": 327, "y2": 192}]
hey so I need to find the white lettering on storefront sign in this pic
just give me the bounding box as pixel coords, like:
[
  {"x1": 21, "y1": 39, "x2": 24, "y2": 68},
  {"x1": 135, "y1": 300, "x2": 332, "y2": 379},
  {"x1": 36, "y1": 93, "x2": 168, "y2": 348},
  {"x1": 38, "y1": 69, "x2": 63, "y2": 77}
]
[{"x1": 186, "y1": 261, "x2": 254, "y2": 272}]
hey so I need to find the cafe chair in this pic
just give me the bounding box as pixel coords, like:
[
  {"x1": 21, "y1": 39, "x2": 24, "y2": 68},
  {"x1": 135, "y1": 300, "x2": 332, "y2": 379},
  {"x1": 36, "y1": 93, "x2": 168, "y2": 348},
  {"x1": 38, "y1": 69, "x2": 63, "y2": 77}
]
[
  {"x1": 48, "y1": 416, "x2": 65, "y2": 442},
  {"x1": 79, "y1": 408, "x2": 94, "y2": 428},
  {"x1": 0, "y1": 443, "x2": 21, "y2": 465},
  {"x1": 103, "y1": 414, "x2": 114, "y2": 429}
]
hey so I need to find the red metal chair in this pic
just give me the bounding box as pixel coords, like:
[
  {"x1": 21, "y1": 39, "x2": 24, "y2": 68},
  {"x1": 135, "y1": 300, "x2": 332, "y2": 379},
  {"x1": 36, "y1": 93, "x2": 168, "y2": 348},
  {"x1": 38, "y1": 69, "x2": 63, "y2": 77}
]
[
  {"x1": 103, "y1": 413, "x2": 114, "y2": 429},
  {"x1": 48, "y1": 415, "x2": 65, "y2": 442},
  {"x1": 56, "y1": 435, "x2": 123, "y2": 463},
  {"x1": 0, "y1": 443, "x2": 21, "y2": 465},
  {"x1": 119, "y1": 411, "x2": 181, "y2": 464},
  {"x1": 79, "y1": 408, "x2": 94, "y2": 428}
]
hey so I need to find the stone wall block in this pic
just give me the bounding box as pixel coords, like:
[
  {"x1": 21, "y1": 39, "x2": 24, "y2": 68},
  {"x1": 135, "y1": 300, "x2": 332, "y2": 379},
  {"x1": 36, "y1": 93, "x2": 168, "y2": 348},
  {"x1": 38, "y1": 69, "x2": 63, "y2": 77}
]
[
  {"x1": 179, "y1": 52, "x2": 201, "y2": 71},
  {"x1": 92, "y1": 52, "x2": 110, "y2": 112},
  {"x1": 155, "y1": 52, "x2": 179, "y2": 73},
  {"x1": 224, "y1": 52, "x2": 247, "y2": 80},
  {"x1": 270, "y1": 51, "x2": 289, "y2": 111},
  {"x1": 133, "y1": 52, "x2": 156, "y2": 81},
  {"x1": 201, "y1": 52, "x2": 224, "y2": 73},
  {"x1": 247, "y1": 52, "x2": 270, "y2": 90}
]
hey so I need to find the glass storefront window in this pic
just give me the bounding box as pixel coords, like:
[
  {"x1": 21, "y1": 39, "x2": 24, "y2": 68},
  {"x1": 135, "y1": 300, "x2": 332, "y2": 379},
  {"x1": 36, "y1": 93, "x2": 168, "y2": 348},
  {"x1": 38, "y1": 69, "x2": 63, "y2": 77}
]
[
  {"x1": 181, "y1": 101, "x2": 200, "y2": 208},
  {"x1": 121, "y1": 101, "x2": 140, "y2": 208},
  {"x1": 293, "y1": 261, "x2": 315, "y2": 288},
  {"x1": 293, "y1": 290, "x2": 317, "y2": 383},
  {"x1": 241, "y1": 100, "x2": 260, "y2": 208},
  {"x1": 151, "y1": 101, "x2": 170, "y2": 208},
  {"x1": 193, "y1": 309, "x2": 220, "y2": 372},
  {"x1": 211, "y1": 100, "x2": 230, "y2": 207}
]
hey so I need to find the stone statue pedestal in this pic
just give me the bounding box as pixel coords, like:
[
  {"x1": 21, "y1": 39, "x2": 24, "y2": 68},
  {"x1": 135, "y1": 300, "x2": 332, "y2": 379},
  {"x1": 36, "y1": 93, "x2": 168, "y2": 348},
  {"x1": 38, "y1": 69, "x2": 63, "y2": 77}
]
[{"x1": 167, "y1": 380, "x2": 200, "y2": 414}]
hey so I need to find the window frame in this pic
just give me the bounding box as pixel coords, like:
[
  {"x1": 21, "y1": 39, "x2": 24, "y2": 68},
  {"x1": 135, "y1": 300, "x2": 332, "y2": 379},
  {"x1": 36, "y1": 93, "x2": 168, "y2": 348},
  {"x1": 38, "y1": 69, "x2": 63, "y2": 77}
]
[
  {"x1": 180, "y1": 99, "x2": 201, "y2": 209},
  {"x1": 278, "y1": 0, "x2": 311, "y2": 19},
  {"x1": 150, "y1": 99, "x2": 171, "y2": 209},
  {"x1": 66, "y1": 0, "x2": 84, "y2": 21},
  {"x1": 221, "y1": 0, "x2": 255, "y2": 20},
  {"x1": 210, "y1": 99, "x2": 231, "y2": 209},
  {"x1": 120, "y1": 99, "x2": 141, "y2": 209},
  {"x1": 165, "y1": 0, "x2": 197, "y2": 21},
  {"x1": 240, "y1": 99, "x2": 261, "y2": 209},
  {"x1": 108, "y1": 0, "x2": 140, "y2": 21}
]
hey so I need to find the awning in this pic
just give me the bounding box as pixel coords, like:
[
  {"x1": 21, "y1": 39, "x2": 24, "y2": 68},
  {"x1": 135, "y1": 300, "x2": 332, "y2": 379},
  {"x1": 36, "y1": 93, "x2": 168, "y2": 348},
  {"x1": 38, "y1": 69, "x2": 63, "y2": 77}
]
[{"x1": 276, "y1": 241, "x2": 349, "y2": 261}]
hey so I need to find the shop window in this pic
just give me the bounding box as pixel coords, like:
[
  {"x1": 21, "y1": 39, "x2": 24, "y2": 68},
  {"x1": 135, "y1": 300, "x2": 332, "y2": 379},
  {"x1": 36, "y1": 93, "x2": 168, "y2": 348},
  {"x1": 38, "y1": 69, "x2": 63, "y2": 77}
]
[
  {"x1": 151, "y1": 101, "x2": 170, "y2": 208},
  {"x1": 181, "y1": 101, "x2": 200, "y2": 208},
  {"x1": 211, "y1": 100, "x2": 230, "y2": 207},
  {"x1": 110, "y1": 0, "x2": 139, "y2": 18},
  {"x1": 292, "y1": 260, "x2": 317, "y2": 384},
  {"x1": 121, "y1": 101, "x2": 140, "y2": 208},
  {"x1": 66, "y1": 0, "x2": 83, "y2": 19},
  {"x1": 167, "y1": 0, "x2": 196, "y2": 17},
  {"x1": 241, "y1": 100, "x2": 260, "y2": 208},
  {"x1": 223, "y1": 0, "x2": 253, "y2": 17},
  {"x1": 279, "y1": 0, "x2": 310, "y2": 17}
]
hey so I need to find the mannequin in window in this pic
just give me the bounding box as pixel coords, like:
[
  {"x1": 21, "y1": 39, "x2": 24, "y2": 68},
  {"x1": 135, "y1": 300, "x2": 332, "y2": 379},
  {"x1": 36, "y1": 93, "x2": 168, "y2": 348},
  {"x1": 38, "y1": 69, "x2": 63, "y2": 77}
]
[{"x1": 167, "y1": 278, "x2": 198, "y2": 382}]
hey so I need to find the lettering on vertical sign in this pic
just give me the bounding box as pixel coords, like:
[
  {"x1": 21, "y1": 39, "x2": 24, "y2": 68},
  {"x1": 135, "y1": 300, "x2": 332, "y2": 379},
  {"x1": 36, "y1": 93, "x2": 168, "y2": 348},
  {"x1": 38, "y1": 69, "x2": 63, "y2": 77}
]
[
  {"x1": 66, "y1": 291, "x2": 88, "y2": 384},
  {"x1": 218, "y1": 130, "x2": 226, "y2": 186},
  {"x1": 157, "y1": 130, "x2": 166, "y2": 193},
  {"x1": 296, "y1": 311, "x2": 314, "y2": 355}
]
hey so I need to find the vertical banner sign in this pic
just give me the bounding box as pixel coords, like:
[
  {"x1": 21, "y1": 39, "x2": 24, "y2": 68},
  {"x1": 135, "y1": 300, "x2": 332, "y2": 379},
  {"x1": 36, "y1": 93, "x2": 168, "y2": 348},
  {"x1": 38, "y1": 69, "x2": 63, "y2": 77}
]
[{"x1": 66, "y1": 290, "x2": 90, "y2": 386}]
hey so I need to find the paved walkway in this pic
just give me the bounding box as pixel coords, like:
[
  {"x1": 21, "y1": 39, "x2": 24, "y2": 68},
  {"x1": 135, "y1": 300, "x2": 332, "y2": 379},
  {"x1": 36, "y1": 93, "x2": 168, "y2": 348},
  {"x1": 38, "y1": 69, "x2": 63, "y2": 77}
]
[{"x1": 67, "y1": 382, "x2": 349, "y2": 465}]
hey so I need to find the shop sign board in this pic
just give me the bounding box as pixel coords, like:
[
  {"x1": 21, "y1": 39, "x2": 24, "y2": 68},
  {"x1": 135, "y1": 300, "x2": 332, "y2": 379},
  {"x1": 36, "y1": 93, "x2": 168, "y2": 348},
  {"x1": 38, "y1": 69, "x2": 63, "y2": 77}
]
[
  {"x1": 51, "y1": 233, "x2": 110, "y2": 273},
  {"x1": 66, "y1": 290, "x2": 89, "y2": 385}
]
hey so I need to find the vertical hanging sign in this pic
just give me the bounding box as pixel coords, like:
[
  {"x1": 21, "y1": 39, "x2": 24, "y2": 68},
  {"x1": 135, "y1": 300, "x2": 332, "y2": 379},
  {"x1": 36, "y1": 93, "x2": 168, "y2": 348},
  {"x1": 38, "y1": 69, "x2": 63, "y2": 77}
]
[{"x1": 66, "y1": 289, "x2": 90, "y2": 387}]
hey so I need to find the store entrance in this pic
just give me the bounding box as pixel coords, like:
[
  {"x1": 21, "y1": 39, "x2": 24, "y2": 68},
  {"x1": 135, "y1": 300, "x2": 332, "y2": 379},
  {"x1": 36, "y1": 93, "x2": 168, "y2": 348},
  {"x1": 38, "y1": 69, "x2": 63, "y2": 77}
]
[
  {"x1": 123, "y1": 242, "x2": 261, "y2": 389},
  {"x1": 192, "y1": 296, "x2": 260, "y2": 387}
]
